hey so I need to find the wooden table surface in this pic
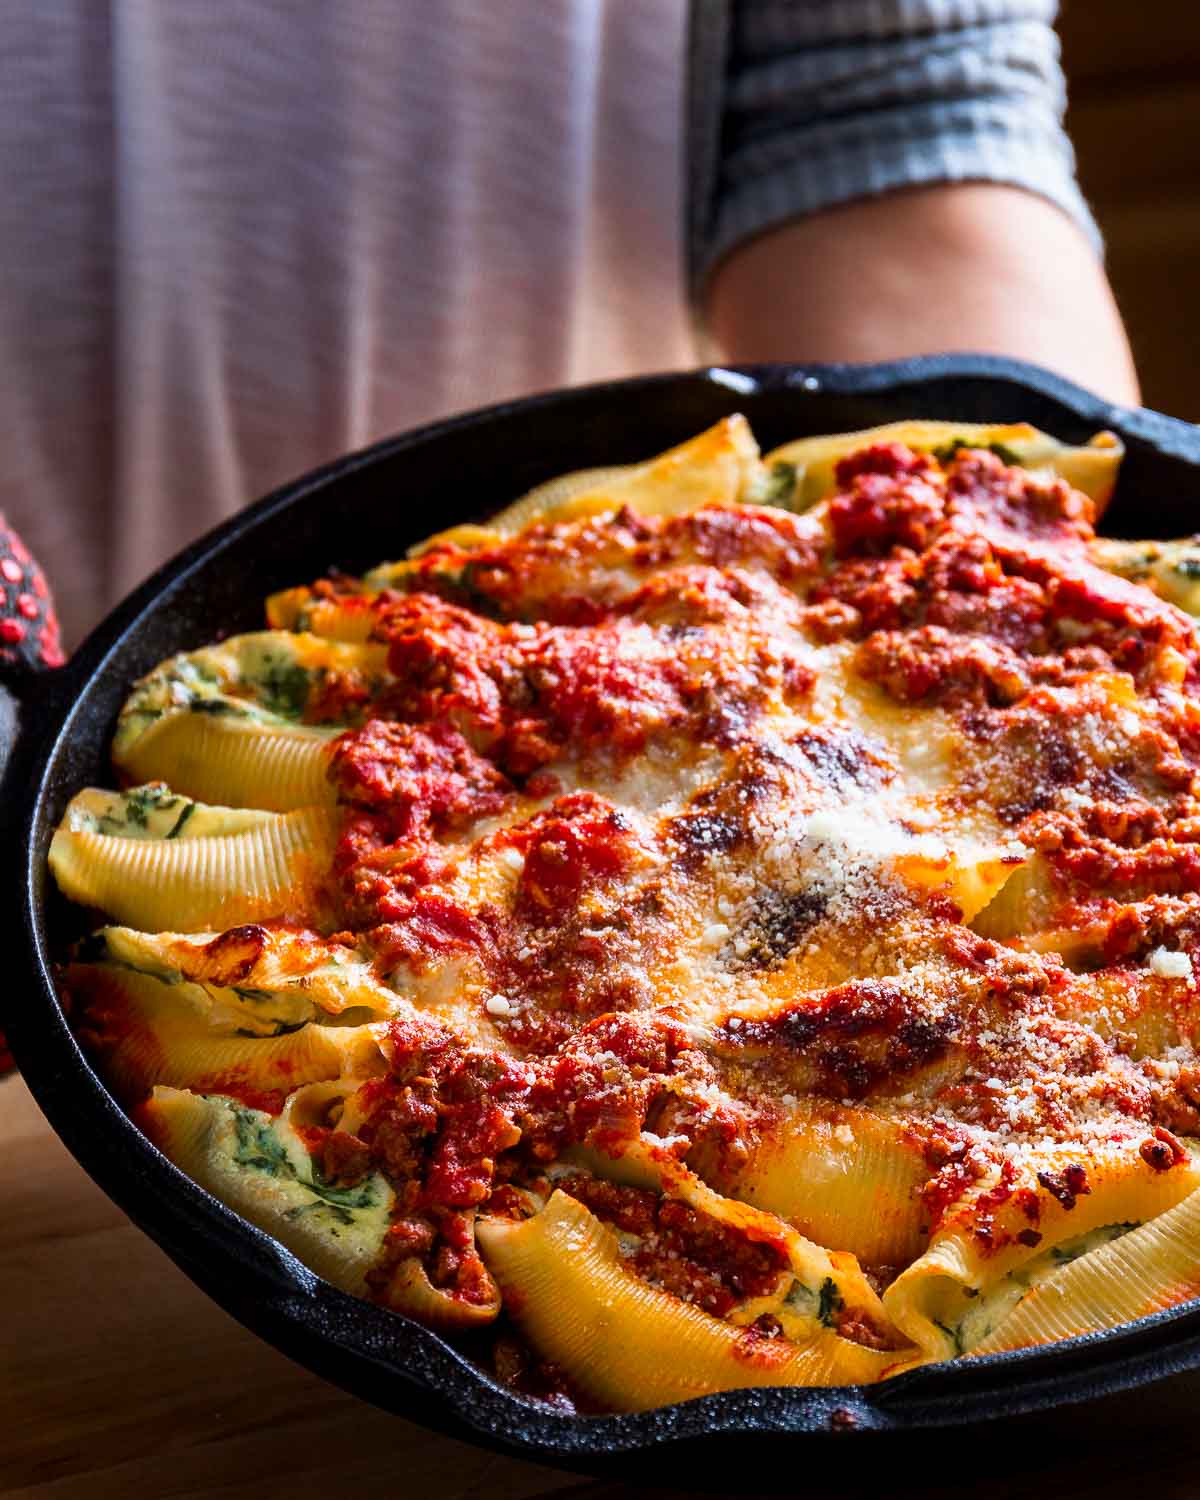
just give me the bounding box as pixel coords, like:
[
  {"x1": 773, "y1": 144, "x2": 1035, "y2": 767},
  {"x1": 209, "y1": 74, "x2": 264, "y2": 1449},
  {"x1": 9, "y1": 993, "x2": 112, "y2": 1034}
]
[{"x1": 7, "y1": 1069, "x2": 1200, "y2": 1500}]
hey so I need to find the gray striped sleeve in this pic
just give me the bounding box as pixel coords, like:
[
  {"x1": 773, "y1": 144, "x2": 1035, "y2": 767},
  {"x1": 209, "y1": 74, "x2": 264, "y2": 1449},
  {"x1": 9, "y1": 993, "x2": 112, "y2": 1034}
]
[{"x1": 687, "y1": 0, "x2": 1100, "y2": 301}]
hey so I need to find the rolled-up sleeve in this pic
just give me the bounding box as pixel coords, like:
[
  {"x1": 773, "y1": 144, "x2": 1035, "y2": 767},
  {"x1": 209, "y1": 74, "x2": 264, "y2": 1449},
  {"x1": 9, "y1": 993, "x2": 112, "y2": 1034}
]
[{"x1": 688, "y1": 0, "x2": 1100, "y2": 301}]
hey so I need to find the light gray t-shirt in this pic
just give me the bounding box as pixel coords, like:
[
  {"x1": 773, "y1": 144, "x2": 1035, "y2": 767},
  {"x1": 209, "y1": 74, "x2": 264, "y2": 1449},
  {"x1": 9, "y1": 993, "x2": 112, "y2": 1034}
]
[{"x1": 0, "y1": 1, "x2": 1091, "y2": 644}]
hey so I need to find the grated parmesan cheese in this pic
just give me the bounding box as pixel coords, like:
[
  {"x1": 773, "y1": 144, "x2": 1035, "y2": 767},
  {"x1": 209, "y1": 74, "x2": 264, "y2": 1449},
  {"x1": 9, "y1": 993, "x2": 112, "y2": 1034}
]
[{"x1": 1148, "y1": 947, "x2": 1193, "y2": 981}]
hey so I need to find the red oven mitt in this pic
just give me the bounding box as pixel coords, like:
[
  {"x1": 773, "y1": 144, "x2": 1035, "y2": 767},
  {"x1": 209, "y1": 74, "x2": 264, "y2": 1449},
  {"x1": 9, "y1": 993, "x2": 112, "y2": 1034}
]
[
  {"x1": 0, "y1": 513, "x2": 65, "y2": 1076},
  {"x1": 0, "y1": 513, "x2": 64, "y2": 675}
]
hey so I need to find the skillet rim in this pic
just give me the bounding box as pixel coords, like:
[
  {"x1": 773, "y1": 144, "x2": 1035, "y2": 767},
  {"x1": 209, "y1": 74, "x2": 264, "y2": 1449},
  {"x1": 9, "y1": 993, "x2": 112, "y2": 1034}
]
[{"x1": 11, "y1": 353, "x2": 1200, "y2": 1467}]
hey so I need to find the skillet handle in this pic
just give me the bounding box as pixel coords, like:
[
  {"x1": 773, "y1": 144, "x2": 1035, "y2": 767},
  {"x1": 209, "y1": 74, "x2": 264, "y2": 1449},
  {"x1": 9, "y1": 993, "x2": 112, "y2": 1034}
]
[{"x1": 0, "y1": 512, "x2": 65, "y2": 1075}]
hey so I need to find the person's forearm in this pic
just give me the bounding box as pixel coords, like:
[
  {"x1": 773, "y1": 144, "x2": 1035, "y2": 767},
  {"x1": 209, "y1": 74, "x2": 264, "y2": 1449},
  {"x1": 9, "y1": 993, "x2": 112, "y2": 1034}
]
[{"x1": 705, "y1": 183, "x2": 1140, "y2": 408}]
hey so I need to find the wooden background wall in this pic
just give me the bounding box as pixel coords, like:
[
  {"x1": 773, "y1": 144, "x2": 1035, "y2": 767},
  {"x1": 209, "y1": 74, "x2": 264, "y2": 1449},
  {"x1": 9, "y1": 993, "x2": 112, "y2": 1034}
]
[{"x1": 1059, "y1": 3, "x2": 1200, "y2": 422}]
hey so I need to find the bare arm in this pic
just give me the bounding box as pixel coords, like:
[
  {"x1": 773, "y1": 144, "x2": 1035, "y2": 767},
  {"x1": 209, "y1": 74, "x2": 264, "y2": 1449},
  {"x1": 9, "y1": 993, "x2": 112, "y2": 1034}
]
[
  {"x1": 706, "y1": 182, "x2": 1138, "y2": 407},
  {"x1": 693, "y1": 1, "x2": 1138, "y2": 407}
]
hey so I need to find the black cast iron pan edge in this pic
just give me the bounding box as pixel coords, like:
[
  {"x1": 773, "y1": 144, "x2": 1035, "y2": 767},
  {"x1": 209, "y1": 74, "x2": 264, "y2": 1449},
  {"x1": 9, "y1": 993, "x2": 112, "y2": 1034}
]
[{"x1": 6, "y1": 355, "x2": 1200, "y2": 1475}]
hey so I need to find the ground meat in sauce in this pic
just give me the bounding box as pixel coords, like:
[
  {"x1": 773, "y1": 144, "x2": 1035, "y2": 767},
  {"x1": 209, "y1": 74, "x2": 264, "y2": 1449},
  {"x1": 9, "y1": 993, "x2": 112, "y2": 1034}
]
[
  {"x1": 857, "y1": 625, "x2": 1030, "y2": 707},
  {"x1": 329, "y1": 719, "x2": 513, "y2": 834},
  {"x1": 549, "y1": 1173, "x2": 787, "y2": 1318}
]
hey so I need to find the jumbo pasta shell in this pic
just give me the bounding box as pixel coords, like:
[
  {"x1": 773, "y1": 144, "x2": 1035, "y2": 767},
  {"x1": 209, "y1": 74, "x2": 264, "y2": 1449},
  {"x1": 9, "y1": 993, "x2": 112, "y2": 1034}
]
[
  {"x1": 763, "y1": 421, "x2": 1123, "y2": 513},
  {"x1": 265, "y1": 591, "x2": 383, "y2": 642},
  {"x1": 382, "y1": 1246, "x2": 501, "y2": 1329},
  {"x1": 66, "y1": 965, "x2": 367, "y2": 1098},
  {"x1": 1089, "y1": 537, "x2": 1200, "y2": 618},
  {"x1": 141, "y1": 1088, "x2": 394, "y2": 1295},
  {"x1": 895, "y1": 848, "x2": 1027, "y2": 925},
  {"x1": 116, "y1": 710, "x2": 337, "y2": 811},
  {"x1": 701, "y1": 1104, "x2": 931, "y2": 1267},
  {"x1": 413, "y1": 415, "x2": 765, "y2": 555},
  {"x1": 94, "y1": 924, "x2": 398, "y2": 1020},
  {"x1": 973, "y1": 1187, "x2": 1200, "y2": 1353},
  {"x1": 477, "y1": 1191, "x2": 898, "y2": 1411},
  {"x1": 49, "y1": 803, "x2": 338, "y2": 930},
  {"x1": 884, "y1": 1143, "x2": 1200, "y2": 1359},
  {"x1": 112, "y1": 631, "x2": 390, "y2": 764}
]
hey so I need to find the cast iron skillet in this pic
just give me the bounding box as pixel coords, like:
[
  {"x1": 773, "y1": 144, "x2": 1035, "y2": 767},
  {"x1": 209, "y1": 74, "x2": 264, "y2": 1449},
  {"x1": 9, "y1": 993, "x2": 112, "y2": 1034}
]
[{"x1": 6, "y1": 356, "x2": 1200, "y2": 1482}]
